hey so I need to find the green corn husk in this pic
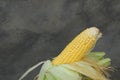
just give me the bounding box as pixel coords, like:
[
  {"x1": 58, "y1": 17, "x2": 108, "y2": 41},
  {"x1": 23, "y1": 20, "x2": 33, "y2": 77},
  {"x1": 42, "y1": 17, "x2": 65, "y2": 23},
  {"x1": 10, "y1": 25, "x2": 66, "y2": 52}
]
[{"x1": 36, "y1": 52, "x2": 111, "y2": 80}]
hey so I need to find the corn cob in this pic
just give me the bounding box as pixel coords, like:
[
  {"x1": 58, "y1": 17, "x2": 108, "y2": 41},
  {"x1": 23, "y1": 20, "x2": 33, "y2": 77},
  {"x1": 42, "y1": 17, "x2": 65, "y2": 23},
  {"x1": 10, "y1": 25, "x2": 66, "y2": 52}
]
[
  {"x1": 19, "y1": 27, "x2": 111, "y2": 80},
  {"x1": 35, "y1": 27, "x2": 111, "y2": 80},
  {"x1": 52, "y1": 27, "x2": 101, "y2": 65}
]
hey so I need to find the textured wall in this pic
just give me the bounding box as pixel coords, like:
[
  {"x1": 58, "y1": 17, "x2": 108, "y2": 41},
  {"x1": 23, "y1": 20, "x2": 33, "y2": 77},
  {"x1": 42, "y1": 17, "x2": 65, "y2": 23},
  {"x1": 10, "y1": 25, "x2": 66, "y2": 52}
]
[{"x1": 0, "y1": 0, "x2": 120, "y2": 80}]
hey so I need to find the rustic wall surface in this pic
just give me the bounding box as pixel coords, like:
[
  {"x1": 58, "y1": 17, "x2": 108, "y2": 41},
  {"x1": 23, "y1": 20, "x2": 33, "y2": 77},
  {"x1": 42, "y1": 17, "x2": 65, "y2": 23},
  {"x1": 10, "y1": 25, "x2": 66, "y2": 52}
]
[{"x1": 0, "y1": 0, "x2": 120, "y2": 80}]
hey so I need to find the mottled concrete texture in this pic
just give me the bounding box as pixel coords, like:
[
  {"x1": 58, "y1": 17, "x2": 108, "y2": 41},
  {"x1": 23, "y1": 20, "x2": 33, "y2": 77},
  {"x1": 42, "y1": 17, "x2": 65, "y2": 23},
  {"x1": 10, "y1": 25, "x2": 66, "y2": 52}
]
[{"x1": 0, "y1": 0, "x2": 120, "y2": 80}]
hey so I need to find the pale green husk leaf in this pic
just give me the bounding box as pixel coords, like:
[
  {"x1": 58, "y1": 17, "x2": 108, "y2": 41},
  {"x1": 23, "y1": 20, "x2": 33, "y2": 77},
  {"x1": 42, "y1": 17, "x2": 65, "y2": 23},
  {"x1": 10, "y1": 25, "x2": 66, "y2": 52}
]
[{"x1": 36, "y1": 52, "x2": 111, "y2": 80}]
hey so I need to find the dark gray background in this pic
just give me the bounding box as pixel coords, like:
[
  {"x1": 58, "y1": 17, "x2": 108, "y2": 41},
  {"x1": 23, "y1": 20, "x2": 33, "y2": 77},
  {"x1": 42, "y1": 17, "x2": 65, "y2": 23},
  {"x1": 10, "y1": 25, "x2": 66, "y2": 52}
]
[{"x1": 0, "y1": 0, "x2": 120, "y2": 80}]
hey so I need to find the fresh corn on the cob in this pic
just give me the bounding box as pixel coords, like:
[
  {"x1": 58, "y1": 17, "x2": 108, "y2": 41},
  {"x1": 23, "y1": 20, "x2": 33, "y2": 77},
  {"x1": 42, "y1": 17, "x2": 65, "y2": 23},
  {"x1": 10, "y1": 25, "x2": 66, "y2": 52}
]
[
  {"x1": 52, "y1": 27, "x2": 101, "y2": 65},
  {"x1": 19, "y1": 27, "x2": 111, "y2": 80}
]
